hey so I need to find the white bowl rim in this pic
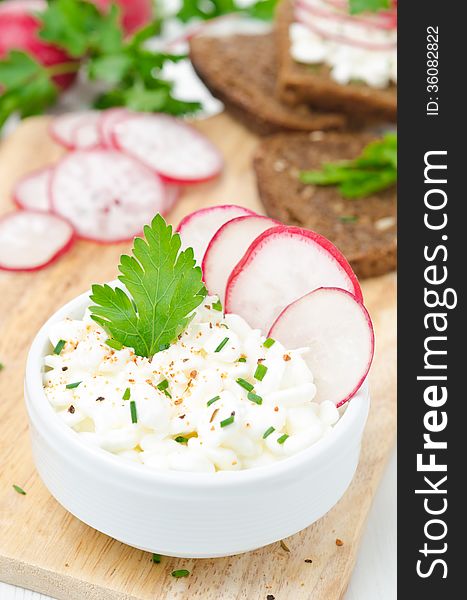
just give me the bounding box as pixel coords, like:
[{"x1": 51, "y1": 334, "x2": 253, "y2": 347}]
[{"x1": 25, "y1": 288, "x2": 370, "y2": 489}]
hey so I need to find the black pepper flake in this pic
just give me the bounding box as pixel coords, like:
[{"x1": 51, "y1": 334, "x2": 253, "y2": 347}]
[
  {"x1": 68, "y1": 405, "x2": 75, "y2": 414},
  {"x1": 304, "y1": 559, "x2": 313, "y2": 563},
  {"x1": 96, "y1": 396, "x2": 105, "y2": 402},
  {"x1": 179, "y1": 414, "x2": 186, "y2": 419},
  {"x1": 267, "y1": 595, "x2": 275, "y2": 600},
  {"x1": 62, "y1": 366, "x2": 68, "y2": 371}
]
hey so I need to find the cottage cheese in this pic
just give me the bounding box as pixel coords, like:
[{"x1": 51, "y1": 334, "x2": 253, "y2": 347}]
[
  {"x1": 291, "y1": 0, "x2": 397, "y2": 88},
  {"x1": 43, "y1": 296, "x2": 339, "y2": 472}
]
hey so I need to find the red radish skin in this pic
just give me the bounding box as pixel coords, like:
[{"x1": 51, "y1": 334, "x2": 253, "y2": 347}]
[
  {"x1": 49, "y1": 112, "x2": 102, "y2": 150},
  {"x1": 0, "y1": 210, "x2": 75, "y2": 272},
  {"x1": 177, "y1": 205, "x2": 257, "y2": 264},
  {"x1": 298, "y1": 0, "x2": 397, "y2": 31},
  {"x1": 269, "y1": 287, "x2": 374, "y2": 407},
  {"x1": 98, "y1": 108, "x2": 130, "y2": 148},
  {"x1": 0, "y1": 1, "x2": 76, "y2": 90},
  {"x1": 13, "y1": 166, "x2": 53, "y2": 212},
  {"x1": 90, "y1": 0, "x2": 153, "y2": 35},
  {"x1": 202, "y1": 215, "x2": 279, "y2": 303},
  {"x1": 111, "y1": 114, "x2": 224, "y2": 185},
  {"x1": 163, "y1": 184, "x2": 181, "y2": 214},
  {"x1": 50, "y1": 149, "x2": 167, "y2": 243},
  {"x1": 295, "y1": 10, "x2": 396, "y2": 50},
  {"x1": 225, "y1": 225, "x2": 362, "y2": 333}
]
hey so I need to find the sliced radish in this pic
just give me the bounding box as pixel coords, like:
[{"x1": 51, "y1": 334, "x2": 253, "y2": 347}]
[
  {"x1": 176, "y1": 205, "x2": 256, "y2": 263},
  {"x1": 13, "y1": 166, "x2": 53, "y2": 212},
  {"x1": 112, "y1": 113, "x2": 223, "y2": 184},
  {"x1": 98, "y1": 107, "x2": 130, "y2": 148},
  {"x1": 50, "y1": 150, "x2": 167, "y2": 243},
  {"x1": 49, "y1": 111, "x2": 101, "y2": 150},
  {"x1": 202, "y1": 215, "x2": 279, "y2": 304},
  {"x1": 163, "y1": 184, "x2": 181, "y2": 214},
  {"x1": 225, "y1": 226, "x2": 362, "y2": 333},
  {"x1": 269, "y1": 288, "x2": 374, "y2": 406},
  {"x1": 0, "y1": 210, "x2": 74, "y2": 271}
]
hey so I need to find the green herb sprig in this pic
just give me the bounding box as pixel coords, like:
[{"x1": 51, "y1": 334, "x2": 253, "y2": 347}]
[
  {"x1": 176, "y1": 0, "x2": 279, "y2": 23},
  {"x1": 89, "y1": 215, "x2": 206, "y2": 358},
  {"x1": 349, "y1": 0, "x2": 391, "y2": 14},
  {"x1": 300, "y1": 133, "x2": 397, "y2": 199},
  {"x1": 0, "y1": 0, "x2": 201, "y2": 132}
]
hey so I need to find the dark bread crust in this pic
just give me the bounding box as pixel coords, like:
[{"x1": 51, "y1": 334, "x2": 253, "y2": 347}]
[
  {"x1": 189, "y1": 33, "x2": 347, "y2": 135},
  {"x1": 254, "y1": 131, "x2": 396, "y2": 279},
  {"x1": 275, "y1": 0, "x2": 397, "y2": 122}
]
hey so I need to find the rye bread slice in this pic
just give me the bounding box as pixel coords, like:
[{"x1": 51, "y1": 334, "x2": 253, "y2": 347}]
[
  {"x1": 189, "y1": 32, "x2": 346, "y2": 135},
  {"x1": 275, "y1": 0, "x2": 397, "y2": 122},
  {"x1": 254, "y1": 131, "x2": 396, "y2": 279}
]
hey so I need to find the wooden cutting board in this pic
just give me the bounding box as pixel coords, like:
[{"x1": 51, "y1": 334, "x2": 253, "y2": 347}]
[{"x1": 0, "y1": 113, "x2": 396, "y2": 600}]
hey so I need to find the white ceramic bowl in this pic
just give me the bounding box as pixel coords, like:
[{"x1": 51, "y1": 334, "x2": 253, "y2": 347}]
[{"x1": 25, "y1": 290, "x2": 370, "y2": 558}]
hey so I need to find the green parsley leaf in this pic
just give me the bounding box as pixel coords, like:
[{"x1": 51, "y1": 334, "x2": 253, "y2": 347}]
[
  {"x1": 176, "y1": 0, "x2": 278, "y2": 22},
  {"x1": 212, "y1": 299, "x2": 223, "y2": 311},
  {"x1": 0, "y1": 50, "x2": 43, "y2": 89},
  {"x1": 300, "y1": 133, "x2": 397, "y2": 199},
  {"x1": 245, "y1": 0, "x2": 279, "y2": 20},
  {"x1": 12, "y1": 484, "x2": 26, "y2": 495},
  {"x1": 106, "y1": 338, "x2": 124, "y2": 351},
  {"x1": 349, "y1": 0, "x2": 390, "y2": 14},
  {"x1": 39, "y1": 0, "x2": 123, "y2": 57},
  {"x1": 0, "y1": 51, "x2": 58, "y2": 128},
  {"x1": 89, "y1": 215, "x2": 206, "y2": 358},
  {"x1": 152, "y1": 553, "x2": 162, "y2": 563}
]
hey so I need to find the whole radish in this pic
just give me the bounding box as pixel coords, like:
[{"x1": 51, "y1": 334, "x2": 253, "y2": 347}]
[
  {"x1": 91, "y1": 0, "x2": 153, "y2": 35},
  {"x1": 0, "y1": 0, "x2": 76, "y2": 90}
]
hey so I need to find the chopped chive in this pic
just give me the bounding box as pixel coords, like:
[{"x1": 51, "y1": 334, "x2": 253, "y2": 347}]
[
  {"x1": 122, "y1": 387, "x2": 131, "y2": 400},
  {"x1": 340, "y1": 215, "x2": 359, "y2": 223},
  {"x1": 220, "y1": 413, "x2": 235, "y2": 428},
  {"x1": 263, "y1": 426, "x2": 275, "y2": 439},
  {"x1": 105, "y1": 338, "x2": 123, "y2": 350},
  {"x1": 171, "y1": 569, "x2": 190, "y2": 578},
  {"x1": 130, "y1": 400, "x2": 138, "y2": 423},
  {"x1": 247, "y1": 392, "x2": 263, "y2": 405},
  {"x1": 157, "y1": 379, "x2": 173, "y2": 396},
  {"x1": 66, "y1": 381, "x2": 81, "y2": 389},
  {"x1": 254, "y1": 363, "x2": 268, "y2": 381},
  {"x1": 236, "y1": 377, "x2": 254, "y2": 392},
  {"x1": 12, "y1": 484, "x2": 26, "y2": 495},
  {"x1": 0, "y1": 362, "x2": 4, "y2": 371},
  {"x1": 212, "y1": 299, "x2": 223, "y2": 311},
  {"x1": 214, "y1": 337, "x2": 229, "y2": 352},
  {"x1": 53, "y1": 339, "x2": 66, "y2": 355},
  {"x1": 207, "y1": 395, "x2": 220, "y2": 407},
  {"x1": 277, "y1": 433, "x2": 289, "y2": 444},
  {"x1": 151, "y1": 553, "x2": 161, "y2": 564},
  {"x1": 263, "y1": 338, "x2": 275, "y2": 348},
  {"x1": 237, "y1": 357, "x2": 247, "y2": 363},
  {"x1": 175, "y1": 436, "x2": 188, "y2": 444}
]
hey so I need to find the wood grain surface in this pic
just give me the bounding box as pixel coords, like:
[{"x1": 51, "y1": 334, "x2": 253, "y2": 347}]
[{"x1": 0, "y1": 114, "x2": 396, "y2": 600}]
